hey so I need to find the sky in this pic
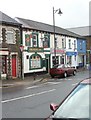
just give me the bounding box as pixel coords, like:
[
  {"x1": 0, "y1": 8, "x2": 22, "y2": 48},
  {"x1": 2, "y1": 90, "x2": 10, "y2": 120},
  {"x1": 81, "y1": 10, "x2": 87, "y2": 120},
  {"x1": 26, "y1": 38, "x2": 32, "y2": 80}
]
[{"x1": 0, "y1": 0, "x2": 90, "y2": 28}]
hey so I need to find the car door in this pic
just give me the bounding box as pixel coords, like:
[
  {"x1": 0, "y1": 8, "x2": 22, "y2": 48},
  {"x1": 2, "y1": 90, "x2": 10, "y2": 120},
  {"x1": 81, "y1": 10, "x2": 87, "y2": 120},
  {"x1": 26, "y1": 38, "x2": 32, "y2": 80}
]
[{"x1": 66, "y1": 64, "x2": 72, "y2": 75}]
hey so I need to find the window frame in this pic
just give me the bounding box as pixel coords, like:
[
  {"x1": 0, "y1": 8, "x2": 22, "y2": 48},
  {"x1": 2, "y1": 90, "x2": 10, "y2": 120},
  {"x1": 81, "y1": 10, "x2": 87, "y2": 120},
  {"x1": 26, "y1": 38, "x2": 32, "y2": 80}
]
[
  {"x1": 32, "y1": 33, "x2": 38, "y2": 47},
  {"x1": 29, "y1": 54, "x2": 42, "y2": 70},
  {"x1": 7, "y1": 30, "x2": 15, "y2": 44},
  {"x1": 68, "y1": 39, "x2": 71, "y2": 49},
  {"x1": 43, "y1": 34, "x2": 50, "y2": 48}
]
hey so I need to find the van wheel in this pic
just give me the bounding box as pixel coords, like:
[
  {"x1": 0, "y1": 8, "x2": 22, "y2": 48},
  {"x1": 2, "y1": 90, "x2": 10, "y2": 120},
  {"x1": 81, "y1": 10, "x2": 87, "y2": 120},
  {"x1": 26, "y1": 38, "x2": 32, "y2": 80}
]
[{"x1": 64, "y1": 72, "x2": 67, "y2": 78}]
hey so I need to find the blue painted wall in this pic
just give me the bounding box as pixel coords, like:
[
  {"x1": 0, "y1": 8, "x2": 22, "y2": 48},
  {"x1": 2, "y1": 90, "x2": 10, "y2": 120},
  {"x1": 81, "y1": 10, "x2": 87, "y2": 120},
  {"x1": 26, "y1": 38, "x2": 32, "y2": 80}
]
[{"x1": 77, "y1": 39, "x2": 86, "y2": 54}]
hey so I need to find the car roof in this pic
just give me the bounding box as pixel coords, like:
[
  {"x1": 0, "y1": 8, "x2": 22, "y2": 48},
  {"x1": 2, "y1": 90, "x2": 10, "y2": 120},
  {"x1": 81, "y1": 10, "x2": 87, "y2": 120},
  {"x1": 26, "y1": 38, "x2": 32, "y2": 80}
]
[{"x1": 81, "y1": 78, "x2": 91, "y2": 84}]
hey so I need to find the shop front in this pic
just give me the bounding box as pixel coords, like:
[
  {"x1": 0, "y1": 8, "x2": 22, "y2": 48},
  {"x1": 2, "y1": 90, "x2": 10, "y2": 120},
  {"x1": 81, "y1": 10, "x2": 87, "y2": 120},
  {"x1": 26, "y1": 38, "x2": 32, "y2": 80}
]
[
  {"x1": 66, "y1": 51, "x2": 77, "y2": 68},
  {"x1": 0, "y1": 49, "x2": 20, "y2": 79},
  {"x1": 50, "y1": 48, "x2": 65, "y2": 67},
  {"x1": 23, "y1": 47, "x2": 50, "y2": 74},
  {"x1": 77, "y1": 53, "x2": 86, "y2": 68},
  {"x1": 0, "y1": 50, "x2": 8, "y2": 79}
]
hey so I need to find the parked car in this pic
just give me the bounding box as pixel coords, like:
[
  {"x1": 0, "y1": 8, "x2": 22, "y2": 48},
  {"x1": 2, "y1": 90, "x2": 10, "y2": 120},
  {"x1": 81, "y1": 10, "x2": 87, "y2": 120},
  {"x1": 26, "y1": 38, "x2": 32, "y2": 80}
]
[
  {"x1": 49, "y1": 64, "x2": 76, "y2": 78},
  {"x1": 46, "y1": 78, "x2": 91, "y2": 120}
]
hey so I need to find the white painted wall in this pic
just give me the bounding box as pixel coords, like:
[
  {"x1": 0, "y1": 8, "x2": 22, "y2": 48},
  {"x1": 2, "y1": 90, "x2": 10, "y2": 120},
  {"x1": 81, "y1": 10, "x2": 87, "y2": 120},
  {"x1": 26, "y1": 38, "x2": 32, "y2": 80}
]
[{"x1": 65, "y1": 36, "x2": 77, "y2": 67}]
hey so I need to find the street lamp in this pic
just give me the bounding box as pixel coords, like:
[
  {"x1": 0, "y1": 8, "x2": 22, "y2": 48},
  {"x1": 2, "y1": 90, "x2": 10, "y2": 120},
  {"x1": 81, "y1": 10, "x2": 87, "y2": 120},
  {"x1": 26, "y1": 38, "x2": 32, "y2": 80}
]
[{"x1": 53, "y1": 7, "x2": 62, "y2": 65}]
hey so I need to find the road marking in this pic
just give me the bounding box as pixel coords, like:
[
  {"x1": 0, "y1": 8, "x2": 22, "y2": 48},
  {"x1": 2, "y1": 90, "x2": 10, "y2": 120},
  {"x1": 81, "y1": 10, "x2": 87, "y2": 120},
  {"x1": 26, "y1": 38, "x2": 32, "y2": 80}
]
[
  {"x1": 65, "y1": 79, "x2": 72, "y2": 81},
  {"x1": 25, "y1": 86, "x2": 39, "y2": 89},
  {"x1": 2, "y1": 89, "x2": 56, "y2": 103},
  {"x1": 47, "y1": 82, "x2": 61, "y2": 85},
  {"x1": 72, "y1": 83, "x2": 78, "y2": 86}
]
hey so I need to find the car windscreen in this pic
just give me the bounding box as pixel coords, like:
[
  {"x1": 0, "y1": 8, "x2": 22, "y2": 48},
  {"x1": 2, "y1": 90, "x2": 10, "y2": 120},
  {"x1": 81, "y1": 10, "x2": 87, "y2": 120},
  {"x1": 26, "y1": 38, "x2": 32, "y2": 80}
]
[{"x1": 53, "y1": 84, "x2": 90, "y2": 119}]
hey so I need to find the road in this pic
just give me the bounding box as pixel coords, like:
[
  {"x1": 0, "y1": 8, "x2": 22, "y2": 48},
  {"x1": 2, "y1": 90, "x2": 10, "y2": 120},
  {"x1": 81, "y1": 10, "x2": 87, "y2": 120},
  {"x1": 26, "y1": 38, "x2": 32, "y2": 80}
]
[{"x1": 2, "y1": 70, "x2": 89, "y2": 118}]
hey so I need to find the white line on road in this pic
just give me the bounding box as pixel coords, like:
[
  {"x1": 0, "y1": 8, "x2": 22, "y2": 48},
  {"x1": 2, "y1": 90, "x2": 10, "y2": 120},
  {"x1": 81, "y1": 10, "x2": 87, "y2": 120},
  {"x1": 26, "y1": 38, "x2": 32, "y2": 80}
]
[
  {"x1": 47, "y1": 82, "x2": 61, "y2": 85},
  {"x1": 65, "y1": 79, "x2": 72, "y2": 81},
  {"x1": 25, "y1": 86, "x2": 39, "y2": 89},
  {"x1": 72, "y1": 83, "x2": 78, "y2": 86},
  {"x1": 2, "y1": 89, "x2": 56, "y2": 103}
]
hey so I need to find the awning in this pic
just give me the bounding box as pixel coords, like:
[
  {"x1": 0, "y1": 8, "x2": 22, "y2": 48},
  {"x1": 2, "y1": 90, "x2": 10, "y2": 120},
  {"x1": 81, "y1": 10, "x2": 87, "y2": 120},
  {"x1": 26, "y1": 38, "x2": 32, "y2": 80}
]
[{"x1": 66, "y1": 52, "x2": 77, "y2": 56}]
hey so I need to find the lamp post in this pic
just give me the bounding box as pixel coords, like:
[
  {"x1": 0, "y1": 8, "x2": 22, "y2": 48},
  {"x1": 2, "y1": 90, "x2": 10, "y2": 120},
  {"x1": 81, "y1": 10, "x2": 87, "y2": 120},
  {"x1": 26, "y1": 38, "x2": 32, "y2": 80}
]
[
  {"x1": 53, "y1": 7, "x2": 62, "y2": 65},
  {"x1": 20, "y1": 45, "x2": 24, "y2": 80}
]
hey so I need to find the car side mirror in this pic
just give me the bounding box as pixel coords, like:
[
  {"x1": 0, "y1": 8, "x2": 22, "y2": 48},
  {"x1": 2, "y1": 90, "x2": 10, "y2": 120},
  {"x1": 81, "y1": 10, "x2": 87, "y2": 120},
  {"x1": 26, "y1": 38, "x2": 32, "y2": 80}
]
[{"x1": 50, "y1": 103, "x2": 58, "y2": 111}]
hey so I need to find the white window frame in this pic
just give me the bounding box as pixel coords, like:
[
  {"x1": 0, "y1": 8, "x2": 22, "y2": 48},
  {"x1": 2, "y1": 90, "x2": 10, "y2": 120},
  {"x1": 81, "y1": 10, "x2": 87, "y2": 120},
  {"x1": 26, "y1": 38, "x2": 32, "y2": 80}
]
[
  {"x1": 7, "y1": 30, "x2": 15, "y2": 44},
  {"x1": 32, "y1": 34, "x2": 37, "y2": 47},
  {"x1": 62, "y1": 38, "x2": 65, "y2": 49},
  {"x1": 31, "y1": 55, "x2": 41, "y2": 68},
  {"x1": 74, "y1": 40, "x2": 76, "y2": 49},
  {"x1": 68, "y1": 39, "x2": 71, "y2": 49}
]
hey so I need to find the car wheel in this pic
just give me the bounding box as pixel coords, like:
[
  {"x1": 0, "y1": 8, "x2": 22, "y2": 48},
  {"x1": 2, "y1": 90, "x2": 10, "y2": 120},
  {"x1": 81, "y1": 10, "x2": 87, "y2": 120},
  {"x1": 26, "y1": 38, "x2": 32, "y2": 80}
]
[
  {"x1": 73, "y1": 70, "x2": 76, "y2": 76},
  {"x1": 51, "y1": 75, "x2": 54, "y2": 78},
  {"x1": 64, "y1": 72, "x2": 67, "y2": 78}
]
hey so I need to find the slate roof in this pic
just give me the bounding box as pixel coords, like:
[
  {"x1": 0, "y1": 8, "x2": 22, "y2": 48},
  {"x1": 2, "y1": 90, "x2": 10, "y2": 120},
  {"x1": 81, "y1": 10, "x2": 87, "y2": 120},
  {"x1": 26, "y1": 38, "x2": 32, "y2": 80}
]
[
  {"x1": 67, "y1": 26, "x2": 91, "y2": 37},
  {"x1": 16, "y1": 17, "x2": 85, "y2": 39},
  {"x1": 0, "y1": 11, "x2": 21, "y2": 26}
]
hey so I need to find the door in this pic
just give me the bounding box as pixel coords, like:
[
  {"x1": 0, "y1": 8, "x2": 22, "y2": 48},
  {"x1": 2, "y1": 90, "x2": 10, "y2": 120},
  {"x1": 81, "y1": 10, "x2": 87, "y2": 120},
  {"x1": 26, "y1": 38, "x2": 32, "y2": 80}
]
[{"x1": 12, "y1": 55, "x2": 16, "y2": 77}]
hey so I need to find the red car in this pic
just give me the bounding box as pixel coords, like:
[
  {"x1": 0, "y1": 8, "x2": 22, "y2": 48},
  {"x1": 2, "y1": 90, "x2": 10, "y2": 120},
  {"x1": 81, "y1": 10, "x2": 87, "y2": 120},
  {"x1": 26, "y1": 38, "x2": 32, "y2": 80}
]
[{"x1": 49, "y1": 64, "x2": 76, "y2": 78}]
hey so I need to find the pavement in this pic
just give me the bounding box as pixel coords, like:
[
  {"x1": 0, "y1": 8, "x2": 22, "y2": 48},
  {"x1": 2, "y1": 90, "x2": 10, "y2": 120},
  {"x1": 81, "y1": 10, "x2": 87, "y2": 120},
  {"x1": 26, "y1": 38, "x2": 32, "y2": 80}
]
[
  {"x1": 0, "y1": 67, "x2": 88, "y2": 88},
  {"x1": 0, "y1": 73, "x2": 51, "y2": 88}
]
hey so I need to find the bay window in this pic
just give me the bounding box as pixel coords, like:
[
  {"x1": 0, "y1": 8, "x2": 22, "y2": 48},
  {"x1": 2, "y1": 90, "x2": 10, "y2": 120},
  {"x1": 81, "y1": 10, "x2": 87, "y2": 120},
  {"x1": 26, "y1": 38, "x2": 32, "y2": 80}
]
[{"x1": 30, "y1": 54, "x2": 41, "y2": 69}]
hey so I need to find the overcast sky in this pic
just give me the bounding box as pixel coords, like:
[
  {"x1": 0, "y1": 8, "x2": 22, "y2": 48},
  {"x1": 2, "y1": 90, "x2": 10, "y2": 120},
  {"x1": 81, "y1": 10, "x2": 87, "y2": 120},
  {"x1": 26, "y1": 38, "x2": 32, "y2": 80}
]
[{"x1": 0, "y1": 0, "x2": 90, "y2": 28}]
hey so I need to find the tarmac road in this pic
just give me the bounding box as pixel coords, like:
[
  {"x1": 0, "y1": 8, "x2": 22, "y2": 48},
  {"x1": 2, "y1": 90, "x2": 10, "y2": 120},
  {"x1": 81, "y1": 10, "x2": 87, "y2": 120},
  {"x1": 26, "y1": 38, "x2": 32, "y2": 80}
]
[{"x1": 2, "y1": 70, "x2": 90, "y2": 118}]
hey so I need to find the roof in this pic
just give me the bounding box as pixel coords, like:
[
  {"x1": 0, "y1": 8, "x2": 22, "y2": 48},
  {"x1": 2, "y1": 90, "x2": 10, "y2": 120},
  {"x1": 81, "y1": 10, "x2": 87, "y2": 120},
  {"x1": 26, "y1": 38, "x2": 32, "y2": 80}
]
[
  {"x1": 0, "y1": 11, "x2": 21, "y2": 26},
  {"x1": 67, "y1": 26, "x2": 91, "y2": 37},
  {"x1": 16, "y1": 17, "x2": 85, "y2": 39}
]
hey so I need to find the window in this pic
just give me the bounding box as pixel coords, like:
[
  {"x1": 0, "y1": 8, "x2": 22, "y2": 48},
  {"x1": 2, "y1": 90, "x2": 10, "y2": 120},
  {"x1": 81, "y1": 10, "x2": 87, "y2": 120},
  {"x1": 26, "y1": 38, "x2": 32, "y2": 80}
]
[
  {"x1": 62, "y1": 39, "x2": 65, "y2": 48},
  {"x1": 52, "y1": 56, "x2": 59, "y2": 66},
  {"x1": 74, "y1": 40, "x2": 76, "y2": 49},
  {"x1": 26, "y1": 55, "x2": 29, "y2": 59},
  {"x1": 0, "y1": 29, "x2": 2, "y2": 43},
  {"x1": 68, "y1": 39, "x2": 71, "y2": 49},
  {"x1": 53, "y1": 84, "x2": 89, "y2": 118},
  {"x1": 30, "y1": 54, "x2": 41, "y2": 69},
  {"x1": 67, "y1": 56, "x2": 72, "y2": 65},
  {"x1": 32, "y1": 34, "x2": 38, "y2": 47},
  {"x1": 60, "y1": 56, "x2": 64, "y2": 64},
  {"x1": 43, "y1": 35, "x2": 49, "y2": 48},
  {"x1": 7, "y1": 30, "x2": 15, "y2": 43},
  {"x1": 80, "y1": 41, "x2": 82, "y2": 50},
  {"x1": 25, "y1": 34, "x2": 31, "y2": 46}
]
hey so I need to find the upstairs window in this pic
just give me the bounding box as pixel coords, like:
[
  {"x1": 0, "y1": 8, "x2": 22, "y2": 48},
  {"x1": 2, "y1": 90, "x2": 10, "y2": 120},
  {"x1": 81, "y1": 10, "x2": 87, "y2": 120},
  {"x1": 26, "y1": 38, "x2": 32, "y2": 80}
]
[
  {"x1": 32, "y1": 34, "x2": 38, "y2": 47},
  {"x1": 7, "y1": 30, "x2": 15, "y2": 44},
  {"x1": 74, "y1": 40, "x2": 76, "y2": 49},
  {"x1": 43, "y1": 35, "x2": 50, "y2": 48},
  {"x1": 25, "y1": 34, "x2": 32, "y2": 46},
  {"x1": 68, "y1": 39, "x2": 71, "y2": 49},
  {"x1": 62, "y1": 38, "x2": 65, "y2": 49},
  {"x1": 80, "y1": 41, "x2": 82, "y2": 50}
]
